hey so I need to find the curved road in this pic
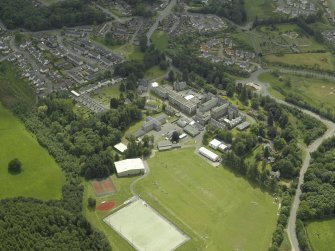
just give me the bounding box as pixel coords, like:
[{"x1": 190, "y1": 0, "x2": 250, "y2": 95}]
[{"x1": 245, "y1": 69, "x2": 335, "y2": 251}]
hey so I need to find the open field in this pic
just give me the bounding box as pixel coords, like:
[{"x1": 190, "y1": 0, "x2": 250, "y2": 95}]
[
  {"x1": 134, "y1": 148, "x2": 278, "y2": 251},
  {"x1": 152, "y1": 31, "x2": 169, "y2": 51},
  {"x1": 0, "y1": 103, "x2": 64, "y2": 200},
  {"x1": 104, "y1": 198, "x2": 189, "y2": 251},
  {"x1": 258, "y1": 72, "x2": 335, "y2": 116},
  {"x1": 264, "y1": 52, "x2": 335, "y2": 71},
  {"x1": 306, "y1": 219, "x2": 335, "y2": 251}
]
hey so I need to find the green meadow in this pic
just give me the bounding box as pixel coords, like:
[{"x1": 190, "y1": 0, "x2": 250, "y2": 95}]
[{"x1": 0, "y1": 103, "x2": 64, "y2": 200}]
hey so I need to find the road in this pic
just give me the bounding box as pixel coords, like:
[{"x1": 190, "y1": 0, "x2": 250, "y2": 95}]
[
  {"x1": 146, "y1": 0, "x2": 177, "y2": 46},
  {"x1": 245, "y1": 69, "x2": 335, "y2": 251}
]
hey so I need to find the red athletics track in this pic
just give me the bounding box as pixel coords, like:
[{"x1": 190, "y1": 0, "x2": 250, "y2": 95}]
[{"x1": 96, "y1": 201, "x2": 115, "y2": 211}]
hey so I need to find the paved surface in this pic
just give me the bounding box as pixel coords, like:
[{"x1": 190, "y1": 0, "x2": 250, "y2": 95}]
[{"x1": 246, "y1": 70, "x2": 335, "y2": 251}]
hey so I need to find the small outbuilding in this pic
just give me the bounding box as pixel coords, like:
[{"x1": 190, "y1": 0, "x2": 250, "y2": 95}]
[
  {"x1": 114, "y1": 142, "x2": 128, "y2": 153},
  {"x1": 114, "y1": 158, "x2": 145, "y2": 177}
]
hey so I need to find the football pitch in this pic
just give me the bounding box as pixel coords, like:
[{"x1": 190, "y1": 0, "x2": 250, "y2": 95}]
[
  {"x1": 134, "y1": 148, "x2": 278, "y2": 251},
  {"x1": 104, "y1": 198, "x2": 189, "y2": 251}
]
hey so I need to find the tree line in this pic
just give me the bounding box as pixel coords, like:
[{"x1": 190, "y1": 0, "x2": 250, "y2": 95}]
[
  {"x1": 0, "y1": 198, "x2": 110, "y2": 251},
  {"x1": 0, "y1": 0, "x2": 106, "y2": 31},
  {"x1": 188, "y1": 0, "x2": 247, "y2": 24}
]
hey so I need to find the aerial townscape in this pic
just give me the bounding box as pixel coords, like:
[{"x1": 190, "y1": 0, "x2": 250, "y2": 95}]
[{"x1": 1, "y1": 0, "x2": 335, "y2": 250}]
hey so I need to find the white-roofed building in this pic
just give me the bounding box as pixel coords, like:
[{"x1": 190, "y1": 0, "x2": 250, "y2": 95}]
[
  {"x1": 114, "y1": 142, "x2": 128, "y2": 153},
  {"x1": 184, "y1": 94, "x2": 194, "y2": 101},
  {"x1": 218, "y1": 144, "x2": 228, "y2": 152},
  {"x1": 151, "y1": 82, "x2": 159, "y2": 87},
  {"x1": 114, "y1": 158, "x2": 145, "y2": 177},
  {"x1": 198, "y1": 147, "x2": 219, "y2": 162},
  {"x1": 209, "y1": 139, "x2": 222, "y2": 150},
  {"x1": 71, "y1": 90, "x2": 80, "y2": 97}
]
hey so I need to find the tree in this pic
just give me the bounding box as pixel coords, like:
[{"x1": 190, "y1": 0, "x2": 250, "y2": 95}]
[
  {"x1": 8, "y1": 158, "x2": 22, "y2": 173},
  {"x1": 171, "y1": 131, "x2": 179, "y2": 143},
  {"x1": 110, "y1": 98, "x2": 120, "y2": 109},
  {"x1": 88, "y1": 197, "x2": 96, "y2": 209}
]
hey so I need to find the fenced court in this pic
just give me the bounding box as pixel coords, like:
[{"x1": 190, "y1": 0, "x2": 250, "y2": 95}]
[
  {"x1": 104, "y1": 198, "x2": 189, "y2": 251},
  {"x1": 91, "y1": 178, "x2": 116, "y2": 196}
]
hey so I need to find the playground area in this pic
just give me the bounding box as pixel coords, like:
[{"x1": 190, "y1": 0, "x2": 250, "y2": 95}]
[{"x1": 104, "y1": 198, "x2": 189, "y2": 251}]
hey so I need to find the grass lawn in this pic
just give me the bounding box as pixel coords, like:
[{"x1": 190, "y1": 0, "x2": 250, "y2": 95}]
[
  {"x1": 306, "y1": 219, "x2": 335, "y2": 251},
  {"x1": 0, "y1": 103, "x2": 64, "y2": 200},
  {"x1": 144, "y1": 66, "x2": 167, "y2": 80},
  {"x1": 91, "y1": 85, "x2": 120, "y2": 107},
  {"x1": 264, "y1": 53, "x2": 335, "y2": 71},
  {"x1": 134, "y1": 148, "x2": 278, "y2": 251},
  {"x1": 258, "y1": 72, "x2": 335, "y2": 117},
  {"x1": 152, "y1": 31, "x2": 169, "y2": 51}
]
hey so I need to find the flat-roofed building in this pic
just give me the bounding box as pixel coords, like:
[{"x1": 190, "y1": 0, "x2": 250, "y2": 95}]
[
  {"x1": 114, "y1": 158, "x2": 145, "y2": 177},
  {"x1": 236, "y1": 121, "x2": 250, "y2": 131},
  {"x1": 199, "y1": 97, "x2": 219, "y2": 113},
  {"x1": 211, "y1": 103, "x2": 229, "y2": 119},
  {"x1": 209, "y1": 139, "x2": 222, "y2": 150},
  {"x1": 183, "y1": 124, "x2": 200, "y2": 137}
]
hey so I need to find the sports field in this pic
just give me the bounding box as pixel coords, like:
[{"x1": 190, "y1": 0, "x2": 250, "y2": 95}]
[
  {"x1": 104, "y1": 198, "x2": 189, "y2": 251},
  {"x1": 134, "y1": 148, "x2": 278, "y2": 251},
  {"x1": 306, "y1": 219, "x2": 335, "y2": 251},
  {"x1": 0, "y1": 103, "x2": 64, "y2": 200}
]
